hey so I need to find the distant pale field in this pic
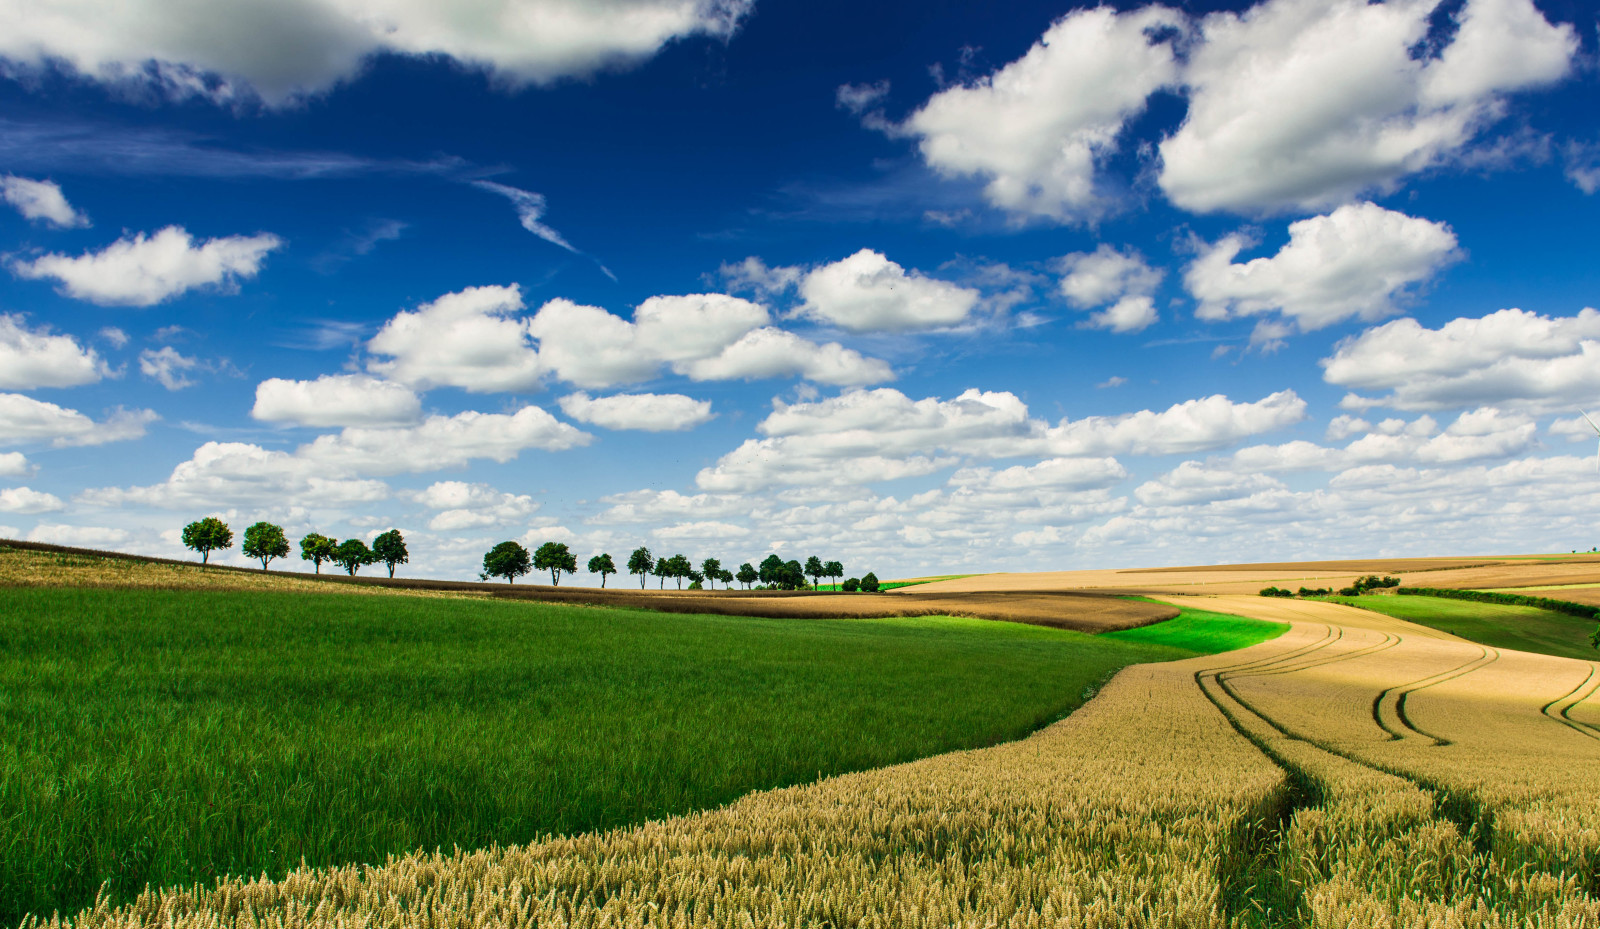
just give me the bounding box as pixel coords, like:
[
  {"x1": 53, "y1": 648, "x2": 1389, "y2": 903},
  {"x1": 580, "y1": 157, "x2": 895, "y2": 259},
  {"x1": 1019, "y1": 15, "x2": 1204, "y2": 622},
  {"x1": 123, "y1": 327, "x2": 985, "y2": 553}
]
[{"x1": 901, "y1": 553, "x2": 1600, "y2": 596}]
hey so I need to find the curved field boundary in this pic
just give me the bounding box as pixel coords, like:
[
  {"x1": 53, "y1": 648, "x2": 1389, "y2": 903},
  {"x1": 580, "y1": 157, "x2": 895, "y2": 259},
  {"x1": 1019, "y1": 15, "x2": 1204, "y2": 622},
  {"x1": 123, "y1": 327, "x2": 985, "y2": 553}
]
[{"x1": 1542, "y1": 664, "x2": 1600, "y2": 741}]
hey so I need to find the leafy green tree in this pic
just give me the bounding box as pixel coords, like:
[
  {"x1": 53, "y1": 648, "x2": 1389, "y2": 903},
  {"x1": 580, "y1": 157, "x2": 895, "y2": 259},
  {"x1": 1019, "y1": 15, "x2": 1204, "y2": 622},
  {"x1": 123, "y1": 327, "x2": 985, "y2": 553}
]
[
  {"x1": 700, "y1": 557, "x2": 722, "y2": 590},
  {"x1": 861, "y1": 571, "x2": 879, "y2": 592},
  {"x1": 782, "y1": 560, "x2": 805, "y2": 590},
  {"x1": 299, "y1": 533, "x2": 335, "y2": 574},
  {"x1": 687, "y1": 569, "x2": 705, "y2": 589},
  {"x1": 534, "y1": 541, "x2": 578, "y2": 586},
  {"x1": 627, "y1": 546, "x2": 654, "y2": 588},
  {"x1": 667, "y1": 554, "x2": 693, "y2": 590},
  {"x1": 653, "y1": 555, "x2": 671, "y2": 589},
  {"x1": 332, "y1": 539, "x2": 375, "y2": 577},
  {"x1": 758, "y1": 554, "x2": 785, "y2": 586},
  {"x1": 717, "y1": 567, "x2": 735, "y2": 588},
  {"x1": 825, "y1": 560, "x2": 844, "y2": 588},
  {"x1": 842, "y1": 577, "x2": 861, "y2": 592},
  {"x1": 241, "y1": 521, "x2": 289, "y2": 572},
  {"x1": 804, "y1": 555, "x2": 825, "y2": 588},
  {"x1": 736, "y1": 562, "x2": 757, "y2": 589},
  {"x1": 371, "y1": 529, "x2": 408, "y2": 578},
  {"x1": 588, "y1": 553, "x2": 616, "y2": 587},
  {"x1": 181, "y1": 517, "x2": 232, "y2": 565},
  {"x1": 482, "y1": 541, "x2": 531, "y2": 584}
]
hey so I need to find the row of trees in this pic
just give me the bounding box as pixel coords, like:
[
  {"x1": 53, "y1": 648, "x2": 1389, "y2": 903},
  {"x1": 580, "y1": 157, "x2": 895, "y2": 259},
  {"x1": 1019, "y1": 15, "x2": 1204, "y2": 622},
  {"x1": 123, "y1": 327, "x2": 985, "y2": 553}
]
[
  {"x1": 180, "y1": 517, "x2": 409, "y2": 578},
  {"x1": 479, "y1": 541, "x2": 874, "y2": 591},
  {"x1": 182, "y1": 517, "x2": 878, "y2": 592}
]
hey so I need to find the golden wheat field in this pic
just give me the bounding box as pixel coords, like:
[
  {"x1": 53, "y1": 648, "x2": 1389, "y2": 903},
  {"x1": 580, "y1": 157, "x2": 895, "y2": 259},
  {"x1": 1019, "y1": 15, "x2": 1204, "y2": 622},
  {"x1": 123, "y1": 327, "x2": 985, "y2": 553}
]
[{"x1": 23, "y1": 569, "x2": 1600, "y2": 929}]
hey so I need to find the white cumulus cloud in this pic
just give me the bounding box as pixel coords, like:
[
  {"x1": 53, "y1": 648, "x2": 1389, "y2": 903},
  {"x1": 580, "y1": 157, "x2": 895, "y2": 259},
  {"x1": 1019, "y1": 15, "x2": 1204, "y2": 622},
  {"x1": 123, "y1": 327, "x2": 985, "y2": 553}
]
[
  {"x1": 797, "y1": 249, "x2": 979, "y2": 332},
  {"x1": 1322, "y1": 307, "x2": 1600, "y2": 412},
  {"x1": 12, "y1": 226, "x2": 282, "y2": 307},
  {"x1": 1, "y1": 175, "x2": 89, "y2": 227},
  {"x1": 558, "y1": 391, "x2": 713, "y2": 432},
  {"x1": 677, "y1": 327, "x2": 892, "y2": 386},
  {"x1": 0, "y1": 0, "x2": 755, "y2": 105},
  {"x1": 298, "y1": 405, "x2": 590, "y2": 475},
  {"x1": 0, "y1": 451, "x2": 30, "y2": 477},
  {"x1": 900, "y1": 5, "x2": 1184, "y2": 221},
  {"x1": 0, "y1": 486, "x2": 66, "y2": 513},
  {"x1": 138, "y1": 346, "x2": 201, "y2": 390},
  {"x1": 79, "y1": 440, "x2": 391, "y2": 509},
  {"x1": 252, "y1": 374, "x2": 422, "y2": 428},
  {"x1": 368, "y1": 284, "x2": 542, "y2": 393},
  {"x1": 0, "y1": 394, "x2": 156, "y2": 447},
  {"x1": 1160, "y1": 0, "x2": 1577, "y2": 214},
  {"x1": 1187, "y1": 202, "x2": 1460, "y2": 332},
  {"x1": 0, "y1": 314, "x2": 107, "y2": 389},
  {"x1": 411, "y1": 480, "x2": 538, "y2": 531},
  {"x1": 26, "y1": 523, "x2": 129, "y2": 548}
]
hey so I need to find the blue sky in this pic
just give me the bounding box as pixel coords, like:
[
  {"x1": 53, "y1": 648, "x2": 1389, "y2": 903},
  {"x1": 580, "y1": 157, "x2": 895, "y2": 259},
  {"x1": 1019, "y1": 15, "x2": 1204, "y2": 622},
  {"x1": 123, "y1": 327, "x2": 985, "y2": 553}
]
[{"x1": 0, "y1": 0, "x2": 1597, "y2": 581}]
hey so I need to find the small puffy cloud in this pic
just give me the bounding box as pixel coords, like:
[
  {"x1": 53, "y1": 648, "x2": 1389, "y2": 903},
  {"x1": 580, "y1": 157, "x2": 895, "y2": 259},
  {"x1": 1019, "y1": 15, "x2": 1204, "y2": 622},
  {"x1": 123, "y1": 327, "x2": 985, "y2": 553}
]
[
  {"x1": 797, "y1": 249, "x2": 979, "y2": 333},
  {"x1": 0, "y1": 314, "x2": 107, "y2": 389},
  {"x1": 1088, "y1": 296, "x2": 1158, "y2": 334},
  {"x1": 1055, "y1": 246, "x2": 1163, "y2": 334},
  {"x1": 0, "y1": 486, "x2": 66, "y2": 513},
  {"x1": 1160, "y1": 0, "x2": 1577, "y2": 214},
  {"x1": 0, "y1": 0, "x2": 755, "y2": 105},
  {"x1": 411, "y1": 480, "x2": 538, "y2": 531},
  {"x1": 1, "y1": 175, "x2": 88, "y2": 227},
  {"x1": 718, "y1": 256, "x2": 802, "y2": 295},
  {"x1": 1135, "y1": 462, "x2": 1286, "y2": 507},
  {"x1": 0, "y1": 451, "x2": 30, "y2": 477},
  {"x1": 558, "y1": 391, "x2": 713, "y2": 432},
  {"x1": 12, "y1": 226, "x2": 282, "y2": 307},
  {"x1": 1187, "y1": 203, "x2": 1460, "y2": 332},
  {"x1": 79, "y1": 440, "x2": 390, "y2": 510},
  {"x1": 591, "y1": 488, "x2": 748, "y2": 523},
  {"x1": 677, "y1": 327, "x2": 892, "y2": 386},
  {"x1": 368, "y1": 284, "x2": 541, "y2": 393},
  {"x1": 138, "y1": 346, "x2": 201, "y2": 390},
  {"x1": 948, "y1": 457, "x2": 1128, "y2": 493},
  {"x1": 655, "y1": 520, "x2": 751, "y2": 540},
  {"x1": 252, "y1": 374, "x2": 423, "y2": 428},
  {"x1": 298, "y1": 405, "x2": 590, "y2": 475},
  {"x1": 26, "y1": 524, "x2": 129, "y2": 548},
  {"x1": 1056, "y1": 245, "x2": 1163, "y2": 308},
  {"x1": 530, "y1": 294, "x2": 889, "y2": 388},
  {"x1": 1043, "y1": 390, "x2": 1307, "y2": 458},
  {"x1": 98, "y1": 327, "x2": 129, "y2": 348},
  {"x1": 0, "y1": 393, "x2": 156, "y2": 447},
  {"x1": 1552, "y1": 414, "x2": 1600, "y2": 443},
  {"x1": 1322, "y1": 307, "x2": 1600, "y2": 412},
  {"x1": 900, "y1": 5, "x2": 1184, "y2": 221},
  {"x1": 1326, "y1": 414, "x2": 1370, "y2": 441}
]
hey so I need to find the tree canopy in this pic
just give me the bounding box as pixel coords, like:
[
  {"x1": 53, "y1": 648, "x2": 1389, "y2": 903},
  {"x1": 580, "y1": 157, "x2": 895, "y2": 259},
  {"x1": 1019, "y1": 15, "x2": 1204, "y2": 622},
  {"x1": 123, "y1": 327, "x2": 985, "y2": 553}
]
[
  {"x1": 804, "y1": 555, "x2": 825, "y2": 587},
  {"x1": 372, "y1": 530, "x2": 408, "y2": 578},
  {"x1": 627, "y1": 546, "x2": 654, "y2": 588},
  {"x1": 700, "y1": 557, "x2": 722, "y2": 589},
  {"x1": 736, "y1": 562, "x2": 757, "y2": 589},
  {"x1": 534, "y1": 541, "x2": 578, "y2": 586},
  {"x1": 299, "y1": 533, "x2": 335, "y2": 574},
  {"x1": 332, "y1": 539, "x2": 376, "y2": 577},
  {"x1": 588, "y1": 553, "x2": 616, "y2": 587},
  {"x1": 241, "y1": 521, "x2": 289, "y2": 572},
  {"x1": 181, "y1": 517, "x2": 232, "y2": 565},
  {"x1": 482, "y1": 541, "x2": 531, "y2": 584}
]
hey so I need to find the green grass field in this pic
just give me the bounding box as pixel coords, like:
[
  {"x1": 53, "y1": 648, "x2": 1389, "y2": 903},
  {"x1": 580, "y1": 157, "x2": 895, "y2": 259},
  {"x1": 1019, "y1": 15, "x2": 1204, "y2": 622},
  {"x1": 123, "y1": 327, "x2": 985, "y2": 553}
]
[
  {"x1": 1104, "y1": 605, "x2": 1287, "y2": 654},
  {"x1": 1327, "y1": 594, "x2": 1600, "y2": 660},
  {"x1": 0, "y1": 586, "x2": 1241, "y2": 924}
]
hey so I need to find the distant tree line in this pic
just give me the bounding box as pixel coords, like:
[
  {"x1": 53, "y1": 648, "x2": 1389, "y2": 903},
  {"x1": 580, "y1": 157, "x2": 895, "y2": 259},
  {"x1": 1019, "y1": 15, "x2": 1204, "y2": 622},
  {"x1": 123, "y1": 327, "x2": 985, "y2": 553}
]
[
  {"x1": 180, "y1": 518, "x2": 408, "y2": 578},
  {"x1": 181, "y1": 516, "x2": 887, "y2": 594},
  {"x1": 480, "y1": 541, "x2": 880, "y2": 593}
]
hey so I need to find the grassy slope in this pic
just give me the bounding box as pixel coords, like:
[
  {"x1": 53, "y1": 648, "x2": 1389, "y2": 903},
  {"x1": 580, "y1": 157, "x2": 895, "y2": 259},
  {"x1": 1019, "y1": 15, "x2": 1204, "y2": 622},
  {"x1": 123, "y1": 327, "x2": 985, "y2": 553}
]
[
  {"x1": 2, "y1": 586, "x2": 1195, "y2": 924},
  {"x1": 1104, "y1": 605, "x2": 1288, "y2": 654},
  {"x1": 1326, "y1": 594, "x2": 1599, "y2": 661}
]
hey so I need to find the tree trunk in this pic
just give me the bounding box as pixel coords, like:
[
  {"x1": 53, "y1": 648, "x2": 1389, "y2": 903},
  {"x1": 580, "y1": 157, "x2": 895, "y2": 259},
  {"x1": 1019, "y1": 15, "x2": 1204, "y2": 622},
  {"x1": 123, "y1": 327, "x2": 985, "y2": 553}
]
[
  {"x1": 601, "y1": 574, "x2": 607, "y2": 588},
  {"x1": 202, "y1": 550, "x2": 209, "y2": 565},
  {"x1": 388, "y1": 564, "x2": 395, "y2": 578}
]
